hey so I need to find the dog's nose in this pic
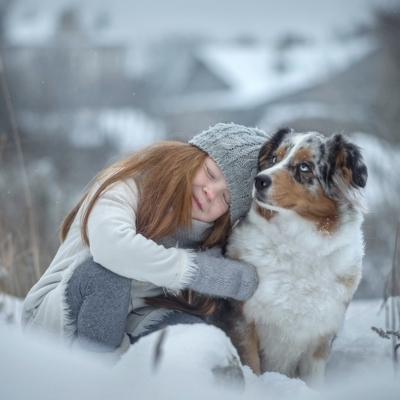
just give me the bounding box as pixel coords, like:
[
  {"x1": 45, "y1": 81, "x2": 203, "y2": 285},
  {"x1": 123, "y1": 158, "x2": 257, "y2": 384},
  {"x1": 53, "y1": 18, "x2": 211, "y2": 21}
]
[{"x1": 255, "y1": 175, "x2": 272, "y2": 192}]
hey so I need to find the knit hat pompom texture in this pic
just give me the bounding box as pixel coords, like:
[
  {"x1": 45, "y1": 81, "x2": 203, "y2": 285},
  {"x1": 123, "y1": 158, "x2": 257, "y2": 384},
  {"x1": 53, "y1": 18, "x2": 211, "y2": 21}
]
[{"x1": 189, "y1": 123, "x2": 268, "y2": 226}]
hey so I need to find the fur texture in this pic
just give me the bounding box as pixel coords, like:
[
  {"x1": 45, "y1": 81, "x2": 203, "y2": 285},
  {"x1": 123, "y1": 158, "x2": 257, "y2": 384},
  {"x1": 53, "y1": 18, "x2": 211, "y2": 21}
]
[{"x1": 213, "y1": 128, "x2": 368, "y2": 388}]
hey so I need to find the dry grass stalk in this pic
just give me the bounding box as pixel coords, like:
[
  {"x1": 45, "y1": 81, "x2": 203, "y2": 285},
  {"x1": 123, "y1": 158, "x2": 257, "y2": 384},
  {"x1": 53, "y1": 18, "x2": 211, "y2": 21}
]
[
  {"x1": 0, "y1": 211, "x2": 40, "y2": 298},
  {"x1": 0, "y1": 52, "x2": 41, "y2": 284},
  {"x1": 372, "y1": 219, "x2": 400, "y2": 372}
]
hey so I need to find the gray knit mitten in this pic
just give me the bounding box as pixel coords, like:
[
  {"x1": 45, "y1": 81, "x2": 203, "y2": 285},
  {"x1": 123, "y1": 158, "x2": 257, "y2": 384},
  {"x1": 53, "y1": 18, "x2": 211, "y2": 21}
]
[{"x1": 187, "y1": 249, "x2": 258, "y2": 301}]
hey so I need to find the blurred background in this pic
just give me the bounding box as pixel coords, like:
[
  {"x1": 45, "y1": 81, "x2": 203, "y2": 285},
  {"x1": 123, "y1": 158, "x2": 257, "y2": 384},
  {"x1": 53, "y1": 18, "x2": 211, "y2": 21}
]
[{"x1": 0, "y1": 0, "x2": 399, "y2": 300}]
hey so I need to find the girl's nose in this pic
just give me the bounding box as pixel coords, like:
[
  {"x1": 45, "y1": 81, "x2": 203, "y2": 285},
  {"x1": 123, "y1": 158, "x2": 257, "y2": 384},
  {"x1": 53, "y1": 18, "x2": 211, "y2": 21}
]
[{"x1": 204, "y1": 186, "x2": 216, "y2": 201}]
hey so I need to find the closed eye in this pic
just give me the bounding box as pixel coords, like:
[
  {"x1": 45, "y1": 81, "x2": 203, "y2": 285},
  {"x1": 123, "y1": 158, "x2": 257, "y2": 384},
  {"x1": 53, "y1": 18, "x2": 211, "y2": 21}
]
[{"x1": 206, "y1": 167, "x2": 215, "y2": 179}]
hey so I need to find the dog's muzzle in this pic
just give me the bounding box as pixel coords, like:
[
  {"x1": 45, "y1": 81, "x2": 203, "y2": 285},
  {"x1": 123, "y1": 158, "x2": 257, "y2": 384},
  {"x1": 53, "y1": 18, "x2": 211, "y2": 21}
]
[
  {"x1": 254, "y1": 174, "x2": 272, "y2": 204},
  {"x1": 255, "y1": 174, "x2": 272, "y2": 193}
]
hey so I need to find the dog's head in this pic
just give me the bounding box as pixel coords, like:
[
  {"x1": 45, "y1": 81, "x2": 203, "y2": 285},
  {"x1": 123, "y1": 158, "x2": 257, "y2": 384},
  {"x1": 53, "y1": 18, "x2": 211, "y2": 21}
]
[{"x1": 254, "y1": 127, "x2": 368, "y2": 230}]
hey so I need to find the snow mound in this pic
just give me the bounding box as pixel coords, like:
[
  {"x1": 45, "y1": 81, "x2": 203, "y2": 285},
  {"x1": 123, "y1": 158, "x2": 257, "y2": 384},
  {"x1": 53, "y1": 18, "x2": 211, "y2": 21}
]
[
  {"x1": 116, "y1": 324, "x2": 245, "y2": 392},
  {"x1": 0, "y1": 296, "x2": 399, "y2": 400}
]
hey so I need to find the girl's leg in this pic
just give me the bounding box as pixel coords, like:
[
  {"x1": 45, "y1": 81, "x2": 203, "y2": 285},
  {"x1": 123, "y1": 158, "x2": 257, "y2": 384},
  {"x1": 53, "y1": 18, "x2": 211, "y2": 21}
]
[{"x1": 65, "y1": 257, "x2": 131, "y2": 352}]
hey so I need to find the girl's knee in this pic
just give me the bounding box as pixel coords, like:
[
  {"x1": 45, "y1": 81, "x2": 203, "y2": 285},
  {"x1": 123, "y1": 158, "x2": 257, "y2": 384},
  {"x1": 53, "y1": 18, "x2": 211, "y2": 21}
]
[{"x1": 70, "y1": 257, "x2": 131, "y2": 296}]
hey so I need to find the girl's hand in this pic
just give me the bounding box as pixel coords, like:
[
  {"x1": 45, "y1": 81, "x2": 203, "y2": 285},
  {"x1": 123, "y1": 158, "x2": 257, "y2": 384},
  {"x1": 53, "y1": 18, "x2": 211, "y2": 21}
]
[{"x1": 187, "y1": 249, "x2": 258, "y2": 301}]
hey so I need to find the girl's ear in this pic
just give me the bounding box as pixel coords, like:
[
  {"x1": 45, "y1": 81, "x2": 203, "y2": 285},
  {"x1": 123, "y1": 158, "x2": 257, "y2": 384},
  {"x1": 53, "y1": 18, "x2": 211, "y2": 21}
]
[
  {"x1": 326, "y1": 133, "x2": 368, "y2": 189},
  {"x1": 258, "y1": 127, "x2": 293, "y2": 171}
]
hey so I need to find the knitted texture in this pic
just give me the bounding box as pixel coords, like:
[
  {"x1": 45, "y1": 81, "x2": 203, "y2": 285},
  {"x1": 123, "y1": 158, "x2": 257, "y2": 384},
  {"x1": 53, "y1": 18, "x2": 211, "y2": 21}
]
[
  {"x1": 188, "y1": 249, "x2": 259, "y2": 301},
  {"x1": 157, "y1": 220, "x2": 213, "y2": 249},
  {"x1": 189, "y1": 123, "x2": 268, "y2": 226}
]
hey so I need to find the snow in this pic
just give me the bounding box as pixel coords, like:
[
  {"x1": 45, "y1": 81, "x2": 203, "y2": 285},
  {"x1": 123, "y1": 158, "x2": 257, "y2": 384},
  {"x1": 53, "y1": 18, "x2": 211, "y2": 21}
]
[{"x1": 1, "y1": 293, "x2": 399, "y2": 399}]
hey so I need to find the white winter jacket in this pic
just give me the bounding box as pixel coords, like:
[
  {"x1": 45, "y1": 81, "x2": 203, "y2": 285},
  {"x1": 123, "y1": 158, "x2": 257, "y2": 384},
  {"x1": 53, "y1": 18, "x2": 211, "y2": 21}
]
[{"x1": 21, "y1": 177, "x2": 205, "y2": 345}]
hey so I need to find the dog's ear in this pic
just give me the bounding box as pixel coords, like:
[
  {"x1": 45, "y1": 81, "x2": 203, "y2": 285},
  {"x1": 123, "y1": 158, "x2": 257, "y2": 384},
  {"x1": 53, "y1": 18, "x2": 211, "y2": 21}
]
[
  {"x1": 325, "y1": 133, "x2": 368, "y2": 190},
  {"x1": 258, "y1": 127, "x2": 294, "y2": 170}
]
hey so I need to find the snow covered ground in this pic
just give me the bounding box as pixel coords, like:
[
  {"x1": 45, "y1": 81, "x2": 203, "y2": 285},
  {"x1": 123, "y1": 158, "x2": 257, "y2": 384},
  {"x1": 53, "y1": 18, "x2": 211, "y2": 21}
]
[{"x1": 0, "y1": 293, "x2": 399, "y2": 400}]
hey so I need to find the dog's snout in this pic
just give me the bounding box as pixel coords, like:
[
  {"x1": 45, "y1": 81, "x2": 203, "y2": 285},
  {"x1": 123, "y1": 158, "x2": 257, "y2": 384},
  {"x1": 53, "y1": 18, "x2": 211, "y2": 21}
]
[{"x1": 255, "y1": 175, "x2": 272, "y2": 192}]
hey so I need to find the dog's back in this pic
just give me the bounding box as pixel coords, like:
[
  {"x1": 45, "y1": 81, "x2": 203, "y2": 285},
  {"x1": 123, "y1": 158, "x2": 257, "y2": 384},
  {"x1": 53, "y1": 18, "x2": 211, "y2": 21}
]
[{"x1": 217, "y1": 128, "x2": 367, "y2": 388}]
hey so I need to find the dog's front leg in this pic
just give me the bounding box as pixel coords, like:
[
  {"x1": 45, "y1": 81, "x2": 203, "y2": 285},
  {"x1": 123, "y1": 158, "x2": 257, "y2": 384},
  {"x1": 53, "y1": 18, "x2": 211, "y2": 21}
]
[
  {"x1": 298, "y1": 354, "x2": 326, "y2": 389},
  {"x1": 238, "y1": 321, "x2": 262, "y2": 375},
  {"x1": 210, "y1": 300, "x2": 262, "y2": 375},
  {"x1": 298, "y1": 335, "x2": 332, "y2": 389}
]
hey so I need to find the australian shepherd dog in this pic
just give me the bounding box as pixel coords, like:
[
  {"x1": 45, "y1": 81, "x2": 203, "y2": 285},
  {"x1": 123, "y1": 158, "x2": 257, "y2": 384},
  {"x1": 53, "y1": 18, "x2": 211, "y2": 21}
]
[{"x1": 213, "y1": 127, "x2": 368, "y2": 388}]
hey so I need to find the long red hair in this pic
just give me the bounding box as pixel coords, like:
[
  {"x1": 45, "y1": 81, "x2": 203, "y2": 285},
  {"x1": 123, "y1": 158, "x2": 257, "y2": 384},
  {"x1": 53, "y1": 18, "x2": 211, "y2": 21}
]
[
  {"x1": 59, "y1": 141, "x2": 229, "y2": 317},
  {"x1": 60, "y1": 141, "x2": 230, "y2": 248}
]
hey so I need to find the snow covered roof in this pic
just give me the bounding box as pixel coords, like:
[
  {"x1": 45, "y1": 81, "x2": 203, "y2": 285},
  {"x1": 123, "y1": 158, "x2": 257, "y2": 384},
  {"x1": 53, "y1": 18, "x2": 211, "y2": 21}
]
[{"x1": 166, "y1": 36, "x2": 377, "y2": 112}]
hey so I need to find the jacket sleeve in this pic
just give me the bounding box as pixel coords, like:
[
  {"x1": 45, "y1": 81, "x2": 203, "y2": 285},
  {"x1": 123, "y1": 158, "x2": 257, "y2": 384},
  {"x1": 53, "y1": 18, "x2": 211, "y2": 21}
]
[{"x1": 85, "y1": 180, "x2": 198, "y2": 290}]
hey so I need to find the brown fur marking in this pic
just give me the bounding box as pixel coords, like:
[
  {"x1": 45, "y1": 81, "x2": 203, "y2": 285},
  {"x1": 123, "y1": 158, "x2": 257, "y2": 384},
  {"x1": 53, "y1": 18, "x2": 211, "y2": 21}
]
[
  {"x1": 269, "y1": 170, "x2": 339, "y2": 233},
  {"x1": 341, "y1": 165, "x2": 353, "y2": 185},
  {"x1": 228, "y1": 248, "x2": 241, "y2": 261},
  {"x1": 313, "y1": 335, "x2": 332, "y2": 360},
  {"x1": 240, "y1": 322, "x2": 262, "y2": 375},
  {"x1": 293, "y1": 148, "x2": 312, "y2": 163},
  {"x1": 215, "y1": 301, "x2": 262, "y2": 375},
  {"x1": 255, "y1": 204, "x2": 276, "y2": 221},
  {"x1": 258, "y1": 143, "x2": 272, "y2": 167},
  {"x1": 335, "y1": 147, "x2": 353, "y2": 185},
  {"x1": 276, "y1": 145, "x2": 286, "y2": 161},
  {"x1": 337, "y1": 271, "x2": 361, "y2": 290}
]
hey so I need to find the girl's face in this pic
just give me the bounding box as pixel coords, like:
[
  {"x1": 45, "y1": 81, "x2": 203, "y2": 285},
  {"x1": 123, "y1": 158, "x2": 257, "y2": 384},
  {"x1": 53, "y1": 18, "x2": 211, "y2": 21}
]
[{"x1": 191, "y1": 157, "x2": 231, "y2": 223}]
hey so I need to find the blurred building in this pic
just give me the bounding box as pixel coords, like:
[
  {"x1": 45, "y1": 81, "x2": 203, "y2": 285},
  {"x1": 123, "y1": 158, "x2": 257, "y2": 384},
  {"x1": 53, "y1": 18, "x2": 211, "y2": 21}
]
[
  {"x1": 150, "y1": 15, "x2": 400, "y2": 147},
  {"x1": 4, "y1": 9, "x2": 127, "y2": 109},
  {"x1": 2, "y1": 7, "x2": 163, "y2": 148}
]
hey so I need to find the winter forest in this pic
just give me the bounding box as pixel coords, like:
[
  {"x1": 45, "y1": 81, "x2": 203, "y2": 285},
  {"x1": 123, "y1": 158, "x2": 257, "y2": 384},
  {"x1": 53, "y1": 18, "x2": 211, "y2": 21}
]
[{"x1": 1, "y1": 0, "x2": 400, "y2": 399}]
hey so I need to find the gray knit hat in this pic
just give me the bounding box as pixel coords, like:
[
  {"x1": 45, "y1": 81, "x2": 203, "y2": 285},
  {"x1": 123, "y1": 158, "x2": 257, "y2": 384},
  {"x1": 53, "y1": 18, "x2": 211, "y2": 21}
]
[{"x1": 189, "y1": 122, "x2": 268, "y2": 226}]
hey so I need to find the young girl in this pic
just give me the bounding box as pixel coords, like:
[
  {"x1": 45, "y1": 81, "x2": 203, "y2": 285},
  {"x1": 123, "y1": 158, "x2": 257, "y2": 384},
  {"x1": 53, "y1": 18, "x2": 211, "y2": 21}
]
[{"x1": 21, "y1": 123, "x2": 268, "y2": 360}]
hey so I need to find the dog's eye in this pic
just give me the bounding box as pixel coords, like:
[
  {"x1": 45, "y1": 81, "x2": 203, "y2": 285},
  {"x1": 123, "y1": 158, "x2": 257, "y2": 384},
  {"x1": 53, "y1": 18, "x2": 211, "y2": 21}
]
[
  {"x1": 299, "y1": 163, "x2": 310, "y2": 172},
  {"x1": 271, "y1": 156, "x2": 277, "y2": 165}
]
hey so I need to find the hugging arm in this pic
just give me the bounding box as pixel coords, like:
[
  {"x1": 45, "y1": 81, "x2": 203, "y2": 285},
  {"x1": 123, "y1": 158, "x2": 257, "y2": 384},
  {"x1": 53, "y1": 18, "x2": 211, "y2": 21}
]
[{"x1": 187, "y1": 249, "x2": 258, "y2": 301}]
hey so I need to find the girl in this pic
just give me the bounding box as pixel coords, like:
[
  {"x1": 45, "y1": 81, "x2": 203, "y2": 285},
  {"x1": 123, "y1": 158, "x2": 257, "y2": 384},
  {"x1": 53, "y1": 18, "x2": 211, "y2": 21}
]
[{"x1": 21, "y1": 123, "x2": 268, "y2": 360}]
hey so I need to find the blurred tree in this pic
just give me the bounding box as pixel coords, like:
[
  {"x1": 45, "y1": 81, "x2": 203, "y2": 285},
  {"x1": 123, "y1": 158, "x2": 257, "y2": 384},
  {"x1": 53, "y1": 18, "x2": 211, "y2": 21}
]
[
  {"x1": 0, "y1": 0, "x2": 13, "y2": 146},
  {"x1": 369, "y1": 8, "x2": 400, "y2": 144}
]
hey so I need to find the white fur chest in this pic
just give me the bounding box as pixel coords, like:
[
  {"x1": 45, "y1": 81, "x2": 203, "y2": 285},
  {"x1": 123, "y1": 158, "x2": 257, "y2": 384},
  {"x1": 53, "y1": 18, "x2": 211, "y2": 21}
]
[{"x1": 227, "y1": 208, "x2": 364, "y2": 348}]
